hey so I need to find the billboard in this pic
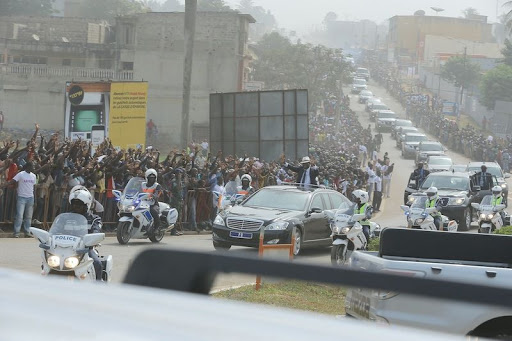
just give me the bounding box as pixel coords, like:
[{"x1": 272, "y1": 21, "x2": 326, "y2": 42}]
[
  {"x1": 64, "y1": 81, "x2": 148, "y2": 150},
  {"x1": 210, "y1": 89, "x2": 309, "y2": 162},
  {"x1": 109, "y1": 82, "x2": 148, "y2": 150}
]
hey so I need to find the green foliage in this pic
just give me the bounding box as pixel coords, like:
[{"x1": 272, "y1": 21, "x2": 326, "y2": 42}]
[
  {"x1": 494, "y1": 226, "x2": 512, "y2": 235},
  {"x1": 480, "y1": 64, "x2": 512, "y2": 110},
  {"x1": 368, "y1": 237, "x2": 380, "y2": 251},
  {"x1": 252, "y1": 32, "x2": 350, "y2": 107},
  {"x1": 197, "y1": 0, "x2": 232, "y2": 12},
  {"x1": 462, "y1": 7, "x2": 479, "y2": 18},
  {"x1": 145, "y1": 0, "x2": 184, "y2": 12},
  {"x1": 237, "y1": 0, "x2": 277, "y2": 40},
  {"x1": 501, "y1": 39, "x2": 512, "y2": 67},
  {"x1": 0, "y1": 0, "x2": 55, "y2": 16},
  {"x1": 78, "y1": 0, "x2": 148, "y2": 21},
  {"x1": 441, "y1": 56, "x2": 480, "y2": 88}
]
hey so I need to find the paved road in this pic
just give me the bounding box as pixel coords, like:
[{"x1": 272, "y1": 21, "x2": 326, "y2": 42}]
[{"x1": 1, "y1": 80, "x2": 508, "y2": 290}]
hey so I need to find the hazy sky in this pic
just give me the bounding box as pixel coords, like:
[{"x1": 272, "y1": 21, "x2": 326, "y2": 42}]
[{"x1": 220, "y1": 0, "x2": 508, "y2": 33}]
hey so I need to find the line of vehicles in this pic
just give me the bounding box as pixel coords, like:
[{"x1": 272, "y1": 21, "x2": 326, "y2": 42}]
[{"x1": 347, "y1": 67, "x2": 512, "y2": 339}]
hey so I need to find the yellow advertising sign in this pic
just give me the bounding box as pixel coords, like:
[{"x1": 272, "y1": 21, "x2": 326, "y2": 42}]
[{"x1": 109, "y1": 82, "x2": 148, "y2": 150}]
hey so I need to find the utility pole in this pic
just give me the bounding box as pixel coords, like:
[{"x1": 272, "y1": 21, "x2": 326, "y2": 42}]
[
  {"x1": 181, "y1": 0, "x2": 197, "y2": 148},
  {"x1": 460, "y1": 46, "x2": 467, "y2": 116}
]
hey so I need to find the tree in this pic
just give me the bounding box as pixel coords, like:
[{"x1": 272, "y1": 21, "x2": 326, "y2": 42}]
[
  {"x1": 0, "y1": 0, "x2": 55, "y2": 16},
  {"x1": 78, "y1": 0, "x2": 148, "y2": 21},
  {"x1": 252, "y1": 32, "x2": 351, "y2": 107},
  {"x1": 145, "y1": 0, "x2": 184, "y2": 11},
  {"x1": 323, "y1": 12, "x2": 338, "y2": 24},
  {"x1": 197, "y1": 0, "x2": 232, "y2": 11},
  {"x1": 441, "y1": 55, "x2": 480, "y2": 105},
  {"x1": 237, "y1": 0, "x2": 277, "y2": 40},
  {"x1": 461, "y1": 7, "x2": 479, "y2": 18},
  {"x1": 501, "y1": 39, "x2": 512, "y2": 67},
  {"x1": 480, "y1": 64, "x2": 512, "y2": 110}
]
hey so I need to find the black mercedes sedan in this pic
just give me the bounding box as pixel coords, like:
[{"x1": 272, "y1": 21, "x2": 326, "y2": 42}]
[{"x1": 212, "y1": 185, "x2": 351, "y2": 255}]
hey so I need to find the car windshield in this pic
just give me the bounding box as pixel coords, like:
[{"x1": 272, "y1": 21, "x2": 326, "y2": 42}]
[
  {"x1": 420, "y1": 175, "x2": 470, "y2": 191},
  {"x1": 405, "y1": 135, "x2": 427, "y2": 142},
  {"x1": 467, "y1": 166, "x2": 503, "y2": 178},
  {"x1": 49, "y1": 213, "x2": 89, "y2": 237},
  {"x1": 395, "y1": 120, "x2": 412, "y2": 127},
  {"x1": 360, "y1": 90, "x2": 372, "y2": 96},
  {"x1": 411, "y1": 196, "x2": 428, "y2": 209},
  {"x1": 353, "y1": 79, "x2": 366, "y2": 85},
  {"x1": 378, "y1": 112, "x2": 396, "y2": 119},
  {"x1": 243, "y1": 189, "x2": 309, "y2": 211},
  {"x1": 420, "y1": 143, "x2": 443, "y2": 151},
  {"x1": 428, "y1": 158, "x2": 452, "y2": 166},
  {"x1": 372, "y1": 104, "x2": 388, "y2": 110},
  {"x1": 123, "y1": 177, "x2": 145, "y2": 197},
  {"x1": 357, "y1": 68, "x2": 368, "y2": 74}
]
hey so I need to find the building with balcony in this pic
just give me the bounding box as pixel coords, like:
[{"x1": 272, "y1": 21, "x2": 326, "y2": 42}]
[{"x1": 0, "y1": 12, "x2": 255, "y2": 144}]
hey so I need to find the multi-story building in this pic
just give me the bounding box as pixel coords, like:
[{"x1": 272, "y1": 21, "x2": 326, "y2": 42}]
[
  {"x1": 388, "y1": 15, "x2": 495, "y2": 65},
  {"x1": 0, "y1": 11, "x2": 255, "y2": 144}
]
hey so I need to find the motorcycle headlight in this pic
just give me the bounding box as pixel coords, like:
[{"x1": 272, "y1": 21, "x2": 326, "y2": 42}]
[
  {"x1": 414, "y1": 218, "x2": 425, "y2": 225},
  {"x1": 480, "y1": 213, "x2": 486, "y2": 219},
  {"x1": 408, "y1": 196, "x2": 416, "y2": 204},
  {"x1": 47, "y1": 255, "x2": 60, "y2": 268},
  {"x1": 447, "y1": 198, "x2": 465, "y2": 206},
  {"x1": 501, "y1": 183, "x2": 507, "y2": 189},
  {"x1": 213, "y1": 214, "x2": 225, "y2": 226},
  {"x1": 120, "y1": 205, "x2": 135, "y2": 212},
  {"x1": 64, "y1": 256, "x2": 80, "y2": 269},
  {"x1": 341, "y1": 227, "x2": 351, "y2": 234},
  {"x1": 265, "y1": 221, "x2": 289, "y2": 231},
  {"x1": 487, "y1": 214, "x2": 494, "y2": 220}
]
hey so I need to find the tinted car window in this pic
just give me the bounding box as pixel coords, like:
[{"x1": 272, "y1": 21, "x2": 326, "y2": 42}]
[
  {"x1": 310, "y1": 195, "x2": 326, "y2": 210},
  {"x1": 243, "y1": 189, "x2": 308, "y2": 211},
  {"x1": 467, "y1": 166, "x2": 503, "y2": 177}
]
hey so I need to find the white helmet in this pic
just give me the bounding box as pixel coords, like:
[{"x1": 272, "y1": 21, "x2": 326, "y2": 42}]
[
  {"x1": 352, "y1": 189, "x2": 369, "y2": 204},
  {"x1": 70, "y1": 185, "x2": 88, "y2": 195},
  {"x1": 426, "y1": 187, "x2": 438, "y2": 200},
  {"x1": 145, "y1": 168, "x2": 157, "y2": 181},
  {"x1": 241, "y1": 174, "x2": 252, "y2": 183},
  {"x1": 492, "y1": 185, "x2": 502, "y2": 196},
  {"x1": 68, "y1": 187, "x2": 93, "y2": 211}
]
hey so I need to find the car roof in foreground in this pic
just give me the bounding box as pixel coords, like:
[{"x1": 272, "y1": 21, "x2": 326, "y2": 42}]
[
  {"x1": 262, "y1": 185, "x2": 335, "y2": 193},
  {"x1": 0, "y1": 268, "x2": 468, "y2": 341},
  {"x1": 428, "y1": 171, "x2": 470, "y2": 178},
  {"x1": 467, "y1": 161, "x2": 500, "y2": 168}
]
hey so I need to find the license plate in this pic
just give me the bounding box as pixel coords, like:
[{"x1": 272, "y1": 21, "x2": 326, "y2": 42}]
[
  {"x1": 346, "y1": 291, "x2": 371, "y2": 319},
  {"x1": 229, "y1": 231, "x2": 253, "y2": 239}
]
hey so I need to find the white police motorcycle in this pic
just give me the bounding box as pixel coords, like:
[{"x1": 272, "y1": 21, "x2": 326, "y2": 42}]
[
  {"x1": 327, "y1": 204, "x2": 379, "y2": 265},
  {"x1": 471, "y1": 195, "x2": 507, "y2": 234},
  {"x1": 113, "y1": 177, "x2": 178, "y2": 245},
  {"x1": 30, "y1": 213, "x2": 113, "y2": 281},
  {"x1": 401, "y1": 195, "x2": 458, "y2": 232}
]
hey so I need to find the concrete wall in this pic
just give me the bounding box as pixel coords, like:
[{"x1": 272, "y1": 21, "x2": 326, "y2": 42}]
[
  {"x1": 0, "y1": 12, "x2": 253, "y2": 146},
  {"x1": 389, "y1": 15, "x2": 495, "y2": 61}
]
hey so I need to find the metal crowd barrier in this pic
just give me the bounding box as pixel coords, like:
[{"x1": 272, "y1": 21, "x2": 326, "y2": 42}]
[{"x1": 0, "y1": 185, "x2": 218, "y2": 232}]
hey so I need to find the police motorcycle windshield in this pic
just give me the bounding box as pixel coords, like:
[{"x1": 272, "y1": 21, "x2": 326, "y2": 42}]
[
  {"x1": 411, "y1": 196, "x2": 429, "y2": 210},
  {"x1": 123, "y1": 177, "x2": 145, "y2": 197},
  {"x1": 49, "y1": 213, "x2": 89, "y2": 237},
  {"x1": 334, "y1": 204, "x2": 356, "y2": 226}
]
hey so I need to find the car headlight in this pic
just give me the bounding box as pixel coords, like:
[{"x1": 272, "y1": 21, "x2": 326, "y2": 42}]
[
  {"x1": 447, "y1": 198, "x2": 465, "y2": 205},
  {"x1": 64, "y1": 256, "x2": 80, "y2": 269},
  {"x1": 47, "y1": 255, "x2": 60, "y2": 268},
  {"x1": 341, "y1": 227, "x2": 351, "y2": 234},
  {"x1": 414, "y1": 218, "x2": 424, "y2": 225},
  {"x1": 501, "y1": 183, "x2": 507, "y2": 189},
  {"x1": 265, "y1": 221, "x2": 289, "y2": 231},
  {"x1": 213, "y1": 214, "x2": 225, "y2": 226}
]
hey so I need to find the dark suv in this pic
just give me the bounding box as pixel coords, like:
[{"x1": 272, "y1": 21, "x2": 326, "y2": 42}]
[
  {"x1": 212, "y1": 185, "x2": 351, "y2": 255},
  {"x1": 403, "y1": 171, "x2": 481, "y2": 231}
]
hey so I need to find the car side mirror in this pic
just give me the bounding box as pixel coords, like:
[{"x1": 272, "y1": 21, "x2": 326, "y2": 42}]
[
  {"x1": 310, "y1": 207, "x2": 322, "y2": 214},
  {"x1": 400, "y1": 205, "x2": 410, "y2": 212}
]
